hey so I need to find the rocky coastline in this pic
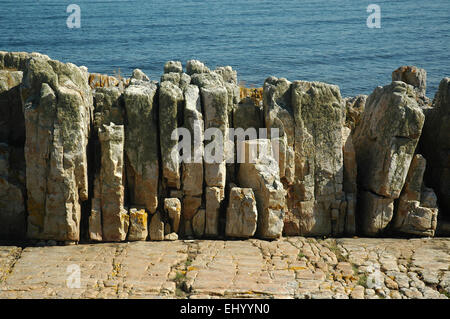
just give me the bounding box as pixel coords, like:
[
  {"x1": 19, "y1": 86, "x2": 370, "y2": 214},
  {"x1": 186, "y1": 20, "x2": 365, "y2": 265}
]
[{"x1": 0, "y1": 51, "x2": 449, "y2": 244}]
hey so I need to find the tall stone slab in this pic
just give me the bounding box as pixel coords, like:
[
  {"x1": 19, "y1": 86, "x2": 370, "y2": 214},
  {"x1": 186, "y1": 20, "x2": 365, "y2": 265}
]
[
  {"x1": 21, "y1": 56, "x2": 93, "y2": 241},
  {"x1": 353, "y1": 81, "x2": 425, "y2": 236},
  {"x1": 95, "y1": 123, "x2": 128, "y2": 242},
  {"x1": 263, "y1": 77, "x2": 294, "y2": 185},
  {"x1": 238, "y1": 139, "x2": 286, "y2": 239},
  {"x1": 124, "y1": 81, "x2": 159, "y2": 213},
  {"x1": 287, "y1": 80, "x2": 345, "y2": 236},
  {"x1": 159, "y1": 81, "x2": 183, "y2": 190}
]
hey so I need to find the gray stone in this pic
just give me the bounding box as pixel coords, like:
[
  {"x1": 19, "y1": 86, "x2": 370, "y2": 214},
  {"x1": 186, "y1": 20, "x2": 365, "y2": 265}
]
[{"x1": 225, "y1": 187, "x2": 257, "y2": 238}]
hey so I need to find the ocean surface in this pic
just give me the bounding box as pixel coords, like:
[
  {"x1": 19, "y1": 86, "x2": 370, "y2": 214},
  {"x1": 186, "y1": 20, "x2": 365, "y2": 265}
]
[{"x1": 0, "y1": 0, "x2": 449, "y2": 97}]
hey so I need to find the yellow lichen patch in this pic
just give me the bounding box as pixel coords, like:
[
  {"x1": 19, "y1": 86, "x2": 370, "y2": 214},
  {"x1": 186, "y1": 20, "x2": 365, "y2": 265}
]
[
  {"x1": 288, "y1": 266, "x2": 307, "y2": 271},
  {"x1": 239, "y1": 86, "x2": 263, "y2": 105},
  {"x1": 131, "y1": 209, "x2": 148, "y2": 226}
]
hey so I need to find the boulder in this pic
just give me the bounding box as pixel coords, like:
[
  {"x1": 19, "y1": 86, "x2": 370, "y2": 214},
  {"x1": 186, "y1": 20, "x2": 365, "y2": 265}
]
[
  {"x1": 124, "y1": 81, "x2": 159, "y2": 213},
  {"x1": 393, "y1": 154, "x2": 438, "y2": 236},
  {"x1": 186, "y1": 60, "x2": 210, "y2": 75},
  {"x1": 392, "y1": 66, "x2": 428, "y2": 104},
  {"x1": 353, "y1": 81, "x2": 425, "y2": 235},
  {"x1": 225, "y1": 187, "x2": 258, "y2": 238},
  {"x1": 21, "y1": 56, "x2": 93, "y2": 241},
  {"x1": 128, "y1": 208, "x2": 148, "y2": 241},
  {"x1": 131, "y1": 68, "x2": 150, "y2": 82},
  {"x1": 164, "y1": 61, "x2": 183, "y2": 74},
  {"x1": 237, "y1": 139, "x2": 286, "y2": 239}
]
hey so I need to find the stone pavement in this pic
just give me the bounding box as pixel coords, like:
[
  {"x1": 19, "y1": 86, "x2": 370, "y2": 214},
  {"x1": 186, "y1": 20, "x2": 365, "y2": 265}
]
[{"x1": 0, "y1": 237, "x2": 449, "y2": 299}]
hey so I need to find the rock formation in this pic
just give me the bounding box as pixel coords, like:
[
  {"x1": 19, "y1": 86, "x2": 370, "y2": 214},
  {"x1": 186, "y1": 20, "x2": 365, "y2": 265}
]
[
  {"x1": 419, "y1": 78, "x2": 450, "y2": 222},
  {"x1": 20, "y1": 54, "x2": 93, "y2": 242},
  {"x1": 0, "y1": 51, "x2": 448, "y2": 243},
  {"x1": 353, "y1": 81, "x2": 425, "y2": 236},
  {"x1": 392, "y1": 154, "x2": 438, "y2": 236}
]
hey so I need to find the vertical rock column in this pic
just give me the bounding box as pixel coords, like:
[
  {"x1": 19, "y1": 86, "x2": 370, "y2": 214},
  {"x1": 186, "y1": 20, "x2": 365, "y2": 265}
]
[
  {"x1": 182, "y1": 84, "x2": 204, "y2": 236},
  {"x1": 91, "y1": 123, "x2": 128, "y2": 242},
  {"x1": 201, "y1": 85, "x2": 229, "y2": 237},
  {"x1": 237, "y1": 139, "x2": 286, "y2": 239},
  {"x1": 288, "y1": 81, "x2": 345, "y2": 236},
  {"x1": 124, "y1": 81, "x2": 159, "y2": 214},
  {"x1": 21, "y1": 56, "x2": 93, "y2": 241},
  {"x1": 159, "y1": 81, "x2": 183, "y2": 191},
  {"x1": 353, "y1": 81, "x2": 424, "y2": 236}
]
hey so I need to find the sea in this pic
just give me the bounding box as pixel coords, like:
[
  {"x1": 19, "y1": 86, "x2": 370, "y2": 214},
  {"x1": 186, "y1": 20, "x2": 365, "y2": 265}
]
[{"x1": 0, "y1": 0, "x2": 449, "y2": 97}]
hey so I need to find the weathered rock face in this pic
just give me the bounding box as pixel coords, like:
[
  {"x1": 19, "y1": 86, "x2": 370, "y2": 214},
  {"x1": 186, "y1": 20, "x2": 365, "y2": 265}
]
[
  {"x1": 94, "y1": 123, "x2": 129, "y2": 242},
  {"x1": 182, "y1": 85, "x2": 204, "y2": 223},
  {"x1": 164, "y1": 61, "x2": 183, "y2": 74},
  {"x1": 124, "y1": 81, "x2": 159, "y2": 214},
  {"x1": 392, "y1": 155, "x2": 438, "y2": 236},
  {"x1": 238, "y1": 139, "x2": 286, "y2": 239},
  {"x1": 21, "y1": 55, "x2": 93, "y2": 241},
  {"x1": 392, "y1": 66, "x2": 429, "y2": 105},
  {"x1": 419, "y1": 78, "x2": 450, "y2": 219},
  {"x1": 342, "y1": 127, "x2": 357, "y2": 235},
  {"x1": 1, "y1": 53, "x2": 448, "y2": 242},
  {"x1": 225, "y1": 187, "x2": 258, "y2": 238},
  {"x1": 233, "y1": 97, "x2": 264, "y2": 133},
  {"x1": 344, "y1": 95, "x2": 367, "y2": 131},
  {"x1": 159, "y1": 81, "x2": 183, "y2": 190},
  {"x1": 263, "y1": 77, "x2": 294, "y2": 185},
  {"x1": 353, "y1": 81, "x2": 425, "y2": 236},
  {"x1": 201, "y1": 86, "x2": 229, "y2": 188},
  {"x1": 289, "y1": 81, "x2": 346, "y2": 236},
  {"x1": 164, "y1": 198, "x2": 181, "y2": 234},
  {"x1": 149, "y1": 211, "x2": 164, "y2": 241},
  {"x1": 186, "y1": 60, "x2": 210, "y2": 76},
  {"x1": 0, "y1": 68, "x2": 26, "y2": 239},
  {"x1": 131, "y1": 68, "x2": 150, "y2": 82},
  {"x1": 205, "y1": 186, "x2": 224, "y2": 237}
]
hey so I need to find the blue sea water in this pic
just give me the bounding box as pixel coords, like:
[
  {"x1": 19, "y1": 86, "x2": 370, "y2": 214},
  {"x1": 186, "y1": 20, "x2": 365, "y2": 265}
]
[{"x1": 0, "y1": 0, "x2": 448, "y2": 97}]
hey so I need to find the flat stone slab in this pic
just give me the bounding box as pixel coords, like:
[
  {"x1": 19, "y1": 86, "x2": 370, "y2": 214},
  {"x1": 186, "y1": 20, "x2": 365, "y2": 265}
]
[{"x1": 0, "y1": 237, "x2": 449, "y2": 299}]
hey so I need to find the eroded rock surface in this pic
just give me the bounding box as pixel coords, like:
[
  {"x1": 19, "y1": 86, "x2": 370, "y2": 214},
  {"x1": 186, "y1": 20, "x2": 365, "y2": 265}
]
[{"x1": 353, "y1": 81, "x2": 425, "y2": 236}]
